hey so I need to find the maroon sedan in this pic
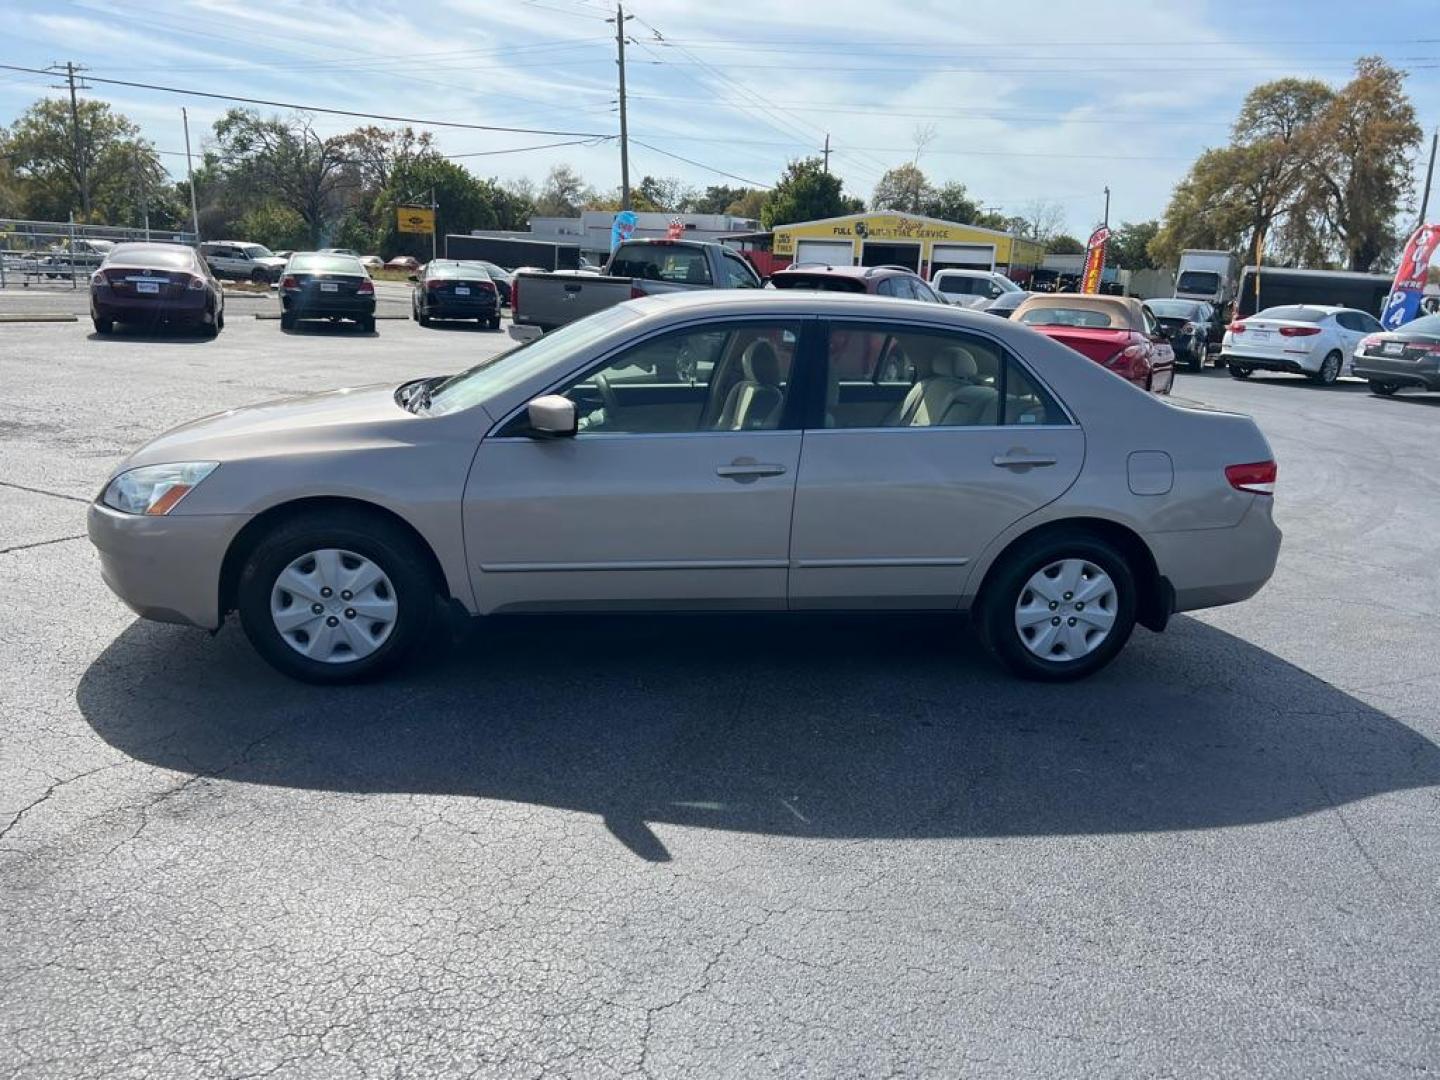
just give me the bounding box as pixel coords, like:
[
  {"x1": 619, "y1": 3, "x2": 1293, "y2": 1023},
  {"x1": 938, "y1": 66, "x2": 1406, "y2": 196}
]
[{"x1": 90, "y1": 243, "x2": 225, "y2": 337}]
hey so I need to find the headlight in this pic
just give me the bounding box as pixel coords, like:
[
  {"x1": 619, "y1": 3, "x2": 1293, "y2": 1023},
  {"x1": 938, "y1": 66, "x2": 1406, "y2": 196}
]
[{"x1": 101, "y1": 462, "x2": 218, "y2": 515}]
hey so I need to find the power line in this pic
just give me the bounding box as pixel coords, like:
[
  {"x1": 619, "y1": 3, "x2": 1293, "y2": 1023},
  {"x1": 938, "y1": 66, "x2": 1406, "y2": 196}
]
[
  {"x1": 0, "y1": 63, "x2": 614, "y2": 138},
  {"x1": 628, "y1": 138, "x2": 769, "y2": 187}
]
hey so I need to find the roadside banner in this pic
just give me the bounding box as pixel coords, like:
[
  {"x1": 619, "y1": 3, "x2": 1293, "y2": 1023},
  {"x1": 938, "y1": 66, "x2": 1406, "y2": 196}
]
[
  {"x1": 1081, "y1": 226, "x2": 1110, "y2": 293},
  {"x1": 611, "y1": 210, "x2": 638, "y2": 252},
  {"x1": 396, "y1": 206, "x2": 434, "y2": 234},
  {"x1": 1380, "y1": 222, "x2": 1439, "y2": 329}
]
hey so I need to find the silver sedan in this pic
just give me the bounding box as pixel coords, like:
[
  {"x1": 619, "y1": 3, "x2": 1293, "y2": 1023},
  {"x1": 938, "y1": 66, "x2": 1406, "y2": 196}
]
[{"x1": 89, "y1": 291, "x2": 1282, "y2": 682}]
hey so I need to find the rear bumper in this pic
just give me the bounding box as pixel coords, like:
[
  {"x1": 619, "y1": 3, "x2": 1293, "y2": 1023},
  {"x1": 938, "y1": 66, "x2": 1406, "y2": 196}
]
[
  {"x1": 1221, "y1": 351, "x2": 1319, "y2": 374},
  {"x1": 92, "y1": 290, "x2": 211, "y2": 323},
  {"x1": 1148, "y1": 498, "x2": 1282, "y2": 614},
  {"x1": 426, "y1": 298, "x2": 499, "y2": 318},
  {"x1": 282, "y1": 295, "x2": 376, "y2": 318},
  {"x1": 88, "y1": 502, "x2": 246, "y2": 630},
  {"x1": 1352, "y1": 355, "x2": 1440, "y2": 388}
]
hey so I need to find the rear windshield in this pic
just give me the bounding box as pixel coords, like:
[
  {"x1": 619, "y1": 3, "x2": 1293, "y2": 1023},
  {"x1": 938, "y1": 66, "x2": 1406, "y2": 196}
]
[
  {"x1": 1255, "y1": 306, "x2": 1327, "y2": 322},
  {"x1": 104, "y1": 246, "x2": 194, "y2": 270},
  {"x1": 1177, "y1": 270, "x2": 1221, "y2": 294},
  {"x1": 290, "y1": 253, "x2": 365, "y2": 274},
  {"x1": 1397, "y1": 313, "x2": 1440, "y2": 336},
  {"x1": 936, "y1": 276, "x2": 983, "y2": 295},
  {"x1": 610, "y1": 243, "x2": 712, "y2": 285},
  {"x1": 425, "y1": 261, "x2": 492, "y2": 279},
  {"x1": 1147, "y1": 299, "x2": 1203, "y2": 318},
  {"x1": 1018, "y1": 305, "x2": 1116, "y2": 328},
  {"x1": 771, "y1": 274, "x2": 865, "y2": 293}
]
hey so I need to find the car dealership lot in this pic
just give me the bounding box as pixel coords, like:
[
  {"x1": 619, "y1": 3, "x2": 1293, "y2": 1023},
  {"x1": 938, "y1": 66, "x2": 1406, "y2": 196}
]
[{"x1": 2, "y1": 315, "x2": 1439, "y2": 1078}]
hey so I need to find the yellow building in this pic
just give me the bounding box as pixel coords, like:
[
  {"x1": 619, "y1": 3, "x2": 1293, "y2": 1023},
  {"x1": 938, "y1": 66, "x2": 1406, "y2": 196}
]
[{"x1": 772, "y1": 212, "x2": 1044, "y2": 282}]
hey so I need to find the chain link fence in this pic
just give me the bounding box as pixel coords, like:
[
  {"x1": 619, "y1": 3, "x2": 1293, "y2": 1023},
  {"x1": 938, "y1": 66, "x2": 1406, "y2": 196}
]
[{"x1": 0, "y1": 219, "x2": 197, "y2": 288}]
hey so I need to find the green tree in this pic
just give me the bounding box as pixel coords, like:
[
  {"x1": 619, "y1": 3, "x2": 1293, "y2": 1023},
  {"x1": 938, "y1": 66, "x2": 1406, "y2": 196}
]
[
  {"x1": 535, "y1": 164, "x2": 591, "y2": 217},
  {"x1": 1301, "y1": 57, "x2": 1422, "y2": 270},
  {"x1": 5, "y1": 97, "x2": 168, "y2": 223},
  {"x1": 725, "y1": 188, "x2": 767, "y2": 220},
  {"x1": 925, "y1": 181, "x2": 982, "y2": 223},
  {"x1": 210, "y1": 109, "x2": 355, "y2": 246},
  {"x1": 871, "y1": 163, "x2": 934, "y2": 213},
  {"x1": 761, "y1": 157, "x2": 862, "y2": 229},
  {"x1": 1046, "y1": 234, "x2": 1086, "y2": 255},
  {"x1": 634, "y1": 175, "x2": 693, "y2": 212},
  {"x1": 377, "y1": 154, "x2": 516, "y2": 259},
  {"x1": 687, "y1": 184, "x2": 748, "y2": 214},
  {"x1": 1107, "y1": 220, "x2": 1160, "y2": 270}
]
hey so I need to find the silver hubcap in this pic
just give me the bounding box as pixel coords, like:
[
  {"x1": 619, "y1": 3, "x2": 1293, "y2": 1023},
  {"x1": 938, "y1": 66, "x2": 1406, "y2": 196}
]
[
  {"x1": 1014, "y1": 558, "x2": 1117, "y2": 662},
  {"x1": 270, "y1": 548, "x2": 397, "y2": 664}
]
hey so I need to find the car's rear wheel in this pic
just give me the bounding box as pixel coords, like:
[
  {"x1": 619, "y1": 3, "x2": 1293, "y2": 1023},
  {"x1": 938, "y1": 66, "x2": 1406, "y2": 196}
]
[
  {"x1": 487, "y1": 315, "x2": 501, "y2": 330},
  {"x1": 977, "y1": 531, "x2": 1138, "y2": 682},
  {"x1": 1229, "y1": 363, "x2": 1253, "y2": 379},
  {"x1": 1368, "y1": 380, "x2": 1400, "y2": 396},
  {"x1": 1311, "y1": 351, "x2": 1342, "y2": 385},
  {"x1": 359, "y1": 316, "x2": 377, "y2": 333},
  {"x1": 93, "y1": 316, "x2": 113, "y2": 335},
  {"x1": 280, "y1": 312, "x2": 296, "y2": 330},
  {"x1": 237, "y1": 511, "x2": 437, "y2": 684}
]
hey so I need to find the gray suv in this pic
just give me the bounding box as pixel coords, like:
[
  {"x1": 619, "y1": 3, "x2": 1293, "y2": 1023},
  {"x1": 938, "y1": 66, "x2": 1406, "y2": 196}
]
[{"x1": 200, "y1": 241, "x2": 287, "y2": 284}]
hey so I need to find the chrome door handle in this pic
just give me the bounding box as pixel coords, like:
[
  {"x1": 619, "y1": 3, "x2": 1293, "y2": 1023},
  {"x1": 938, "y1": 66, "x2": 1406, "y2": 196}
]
[
  {"x1": 992, "y1": 453, "x2": 1057, "y2": 469},
  {"x1": 716, "y1": 463, "x2": 787, "y2": 480}
]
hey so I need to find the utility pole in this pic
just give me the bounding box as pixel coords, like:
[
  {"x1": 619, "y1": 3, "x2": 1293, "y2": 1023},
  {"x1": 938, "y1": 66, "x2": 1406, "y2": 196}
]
[
  {"x1": 182, "y1": 108, "x2": 201, "y2": 244},
  {"x1": 431, "y1": 186, "x2": 438, "y2": 262},
  {"x1": 1102, "y1": 185, "x2": 1111, "y2": 230},
  {"x1": 1419, "y1": 129, "x2": 1437, "y2": 227},
  {"x1": 609, "y1": 4, "x2": 632, "y2": 211},
  {"x1": 48, "y1": 61, "x2": 91, "y2": 218},
  {"x1": 822, "y1": 133, "x2": 831, "y2": 174}
]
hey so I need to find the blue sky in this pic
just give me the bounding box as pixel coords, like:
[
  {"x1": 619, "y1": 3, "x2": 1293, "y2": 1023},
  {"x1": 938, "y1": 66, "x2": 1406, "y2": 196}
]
[{"x1": 1, "y1": 0, "x2": 1437, "y2": 235}]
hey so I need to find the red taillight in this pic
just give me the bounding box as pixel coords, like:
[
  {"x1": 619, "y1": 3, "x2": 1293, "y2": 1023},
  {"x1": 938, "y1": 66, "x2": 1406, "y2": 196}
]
[
  {"x1": 479, "y1": 280, "x2": 496, "y2": 294},
  {"x1": 1360, "y1": 334, "x2": 1383, "y2": 350},
  {"x1": 1279, "y1": 325, "x2": 1320, "y2": 337},
  {"x1": 90, "y1": 270, "x2": 107, "y2": 287},
  {"x1": 281, "y1": 275, "x2": 298, "y2": 290},
  {"x1": 1226, "y1": 460, "x2": 1277, "y2": 496},
  {"x1": 357, "y1": 278, "x2": 375, "y2": 295},
  {"x1": 1105, "y1": 340, "x2": 1150, "y2": 377},
  {"x1": 1228, "y1": 321, "x2": 1247, "y2": 334},
  {"x1": 424, "y1": 278, "x2": 444, "y2": 291},
  {"x1": 630, "y1": 285, "x2": 645, "y2": 300},
  {"x1": 510, "y1": 276, "x2": 520, "y2": 311}
]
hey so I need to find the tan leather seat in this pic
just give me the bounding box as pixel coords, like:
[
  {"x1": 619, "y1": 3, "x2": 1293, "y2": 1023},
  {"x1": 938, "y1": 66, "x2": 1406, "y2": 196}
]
[
  {"x1": 714, "y1": 340, "x2": 785, "y2": 430},
  {"x1": 886, "y1": 345, "x2": 996, "y2": 427}
]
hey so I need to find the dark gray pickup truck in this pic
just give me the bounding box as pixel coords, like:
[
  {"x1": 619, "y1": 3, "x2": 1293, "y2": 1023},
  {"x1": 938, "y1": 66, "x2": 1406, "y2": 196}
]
[{"x1": 511, "y1": 239, "x2": 763, "y2": 334}]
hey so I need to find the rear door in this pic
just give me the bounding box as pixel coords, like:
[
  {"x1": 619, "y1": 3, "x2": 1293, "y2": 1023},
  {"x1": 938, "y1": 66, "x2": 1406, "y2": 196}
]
[{"x1": 790, "y1": 319, "x2": 1084, "y2": 608}]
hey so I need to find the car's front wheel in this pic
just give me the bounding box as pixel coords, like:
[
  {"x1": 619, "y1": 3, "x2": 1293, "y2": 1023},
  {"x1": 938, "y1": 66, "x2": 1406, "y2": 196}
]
[
  {"x1": 977, "y1": 531, "x2": 1138, "y2": 681},
  {"x1": 236, "y1": 510, "x2": 437, "y2": 683},
  {"x1": 1368, "y1": 380, "x2": 1400, "y2": 396}
]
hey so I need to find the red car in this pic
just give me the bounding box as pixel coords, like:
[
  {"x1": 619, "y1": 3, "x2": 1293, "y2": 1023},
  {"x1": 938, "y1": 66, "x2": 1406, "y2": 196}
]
[
  {"x1": 1011, "y1": 293, "x2": 1175, "y2": 394},
  {"x1": 89, "y1": 242, "x2": 225, "y2": 337}
]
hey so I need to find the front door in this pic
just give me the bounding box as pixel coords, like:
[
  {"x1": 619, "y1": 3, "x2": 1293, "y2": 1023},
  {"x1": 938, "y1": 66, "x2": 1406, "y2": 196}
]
[
  {"x1": 790, "y1": 320, "x2": 1085, "y2": 608},
  {"x1": 465, "y1": 319, "x2": 809, "y2": 613}
]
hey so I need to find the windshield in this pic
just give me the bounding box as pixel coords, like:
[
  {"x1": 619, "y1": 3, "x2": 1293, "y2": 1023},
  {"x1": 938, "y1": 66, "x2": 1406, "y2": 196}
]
[
  {"x1": 1018, "y1": 305, "x2": 1116, "y2": 328},
  {"x1": 241, "y1": 244, "x2": 274, "y2": 258},
  {"x1": 1255, "y1": 306, "x2": 1327, "y2": 322},
  {"x1": 1176, "y1": 270, "x2": 1221, "y2": 294},
  {"x1": 1397, "y1": 313, "x2": 1440, "y2": 337},
  {"x1": 1147, "y1": 300, "x2": 1202, "y2": 319},
  {"x1": 426, "y1": 305, "x2": 641, "y2": 416}
]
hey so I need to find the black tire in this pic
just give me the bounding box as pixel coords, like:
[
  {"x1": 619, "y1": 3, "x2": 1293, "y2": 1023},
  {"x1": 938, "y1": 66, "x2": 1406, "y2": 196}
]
[
  {"x1": 417, "y1": 308, "x2": 431, "y2": 327},
  {"x1": 487, "y1": 315, "x2": 501, "y2": 330},
  {"x1": 1368, "y1": 380, "x2": 1400, "y2": 396},
  {"x1": 359, "y1": 316, "x2": 377, "y2": 334},
  {"x1": 1229, "y1": 364, "x2": 1253, "y2": 379},
  {"x1": 216, "y1": 308, "x2": 225, "y2": 332},
  {"x1": 1311, "y1": 351, "x2": 1342, "y2": 386},
  {"x1": 280, "y1": 312, "x2": 296, "y2": 331},
  {"x1": 976, "y1": 530, "x2": 1138, "y2": 682},
  {"x1": 250, "y1": 268, "x2": 268, "y2": 284},
  {"x1": 236, "y1": 509, "x2": 438, "y2": 684},
  {"x1": 93, "y1": 317, "x2": 113, "y2": 335}
]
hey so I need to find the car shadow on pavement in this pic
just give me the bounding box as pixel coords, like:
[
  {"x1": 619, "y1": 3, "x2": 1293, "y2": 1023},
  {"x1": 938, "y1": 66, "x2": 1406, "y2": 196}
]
[
  {"x1": 76, "y1": 612, "x2": 1440, "y2": 862},
  {"x1": 86, "y1": 328, "x2": 215, "y2": 344}
]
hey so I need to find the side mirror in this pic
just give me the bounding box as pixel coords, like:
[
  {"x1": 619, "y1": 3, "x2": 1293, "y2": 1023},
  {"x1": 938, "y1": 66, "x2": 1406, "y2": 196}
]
[{"x1": 526, "y1": 395, "x2": 577, "y2": 437}]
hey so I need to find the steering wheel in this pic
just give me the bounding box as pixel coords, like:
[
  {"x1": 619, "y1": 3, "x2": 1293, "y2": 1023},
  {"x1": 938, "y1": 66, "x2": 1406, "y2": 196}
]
[{"x1": 592, "y1": 370, "x2": 622, "y2": 418}]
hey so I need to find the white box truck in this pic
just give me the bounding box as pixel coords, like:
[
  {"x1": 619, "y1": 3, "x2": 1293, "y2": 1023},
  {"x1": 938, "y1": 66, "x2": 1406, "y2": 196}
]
[{"x1": 1175, "y1": 250, "x2": 1239, "y2": 309}]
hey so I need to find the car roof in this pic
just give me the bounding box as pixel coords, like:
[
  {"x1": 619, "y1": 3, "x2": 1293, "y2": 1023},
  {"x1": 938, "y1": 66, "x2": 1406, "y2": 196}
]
[
  {"x1": 932, "y1": 269, "x2": 998, "y2": 278},
  {"x1": 773, "y1": 264, "x2": 915, "y2": 279},
  {"x1": 627, "y1": 287, "x2": 990, "y2": 323}
]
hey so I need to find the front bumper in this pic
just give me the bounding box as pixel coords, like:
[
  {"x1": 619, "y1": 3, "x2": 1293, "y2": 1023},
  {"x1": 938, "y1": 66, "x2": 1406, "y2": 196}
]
[
  {"x1": 1148, "y1": 498, "x2": 1282, "y2": 613},
  {"x1": 1352, "y1": 354, "x2": 1440, "y2": 389},
  {"x1": 88, "y1": 502, "x2": 246, "y2": 630}
]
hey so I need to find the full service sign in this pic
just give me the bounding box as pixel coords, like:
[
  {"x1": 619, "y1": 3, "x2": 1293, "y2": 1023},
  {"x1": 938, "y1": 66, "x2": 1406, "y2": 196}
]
[
  {"x1": 397, "y1": 207, "x2": 435, "y2": 235},
  {"x1": 772, "y1": 214, "x2": 1039, "y2": 263},
  {"x1": 1381, "y1": 223, "x2": 1439, "y2": 329}
]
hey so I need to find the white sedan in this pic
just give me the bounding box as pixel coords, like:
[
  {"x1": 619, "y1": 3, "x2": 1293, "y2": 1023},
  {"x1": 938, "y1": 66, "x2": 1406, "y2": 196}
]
[{"x1": 1222, "y1": 304, "x2": 1385, "y2": 385}]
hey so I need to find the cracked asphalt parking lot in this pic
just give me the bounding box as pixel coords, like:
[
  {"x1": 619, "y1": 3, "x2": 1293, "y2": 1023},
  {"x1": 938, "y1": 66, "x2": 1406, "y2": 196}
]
[{"x1": 2, "y1": 297, "x2": 1439, "y2": 1078}]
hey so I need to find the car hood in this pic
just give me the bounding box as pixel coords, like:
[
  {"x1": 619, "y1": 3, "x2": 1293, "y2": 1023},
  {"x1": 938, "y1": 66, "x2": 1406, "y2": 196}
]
[{"x1": 121, "y1": 383, "x2": 416, "y2": 469}]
